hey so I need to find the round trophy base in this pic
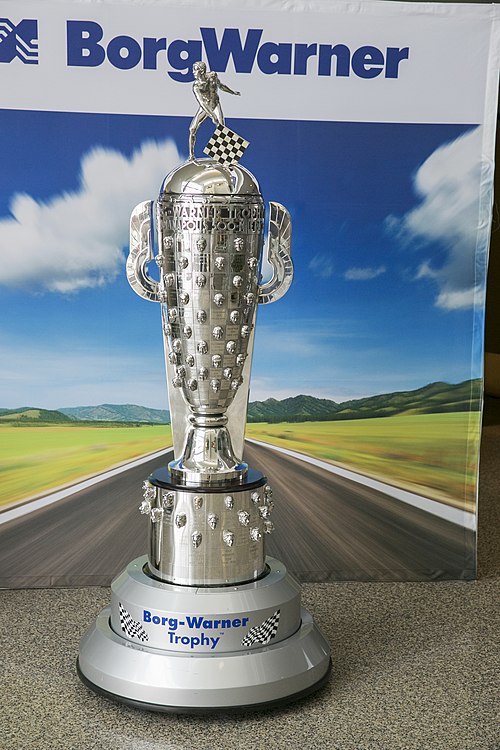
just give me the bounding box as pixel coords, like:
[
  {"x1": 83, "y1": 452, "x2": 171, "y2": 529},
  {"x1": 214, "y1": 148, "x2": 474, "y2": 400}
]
[{"x1": 77, "y1": 557, "x2": 331, "y2": 713}]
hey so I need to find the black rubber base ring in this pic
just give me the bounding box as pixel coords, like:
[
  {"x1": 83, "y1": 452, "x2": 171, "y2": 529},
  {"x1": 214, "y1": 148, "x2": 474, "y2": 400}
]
[{"x1": 76, "y1": 657, "x2": 332, "y2": 715}]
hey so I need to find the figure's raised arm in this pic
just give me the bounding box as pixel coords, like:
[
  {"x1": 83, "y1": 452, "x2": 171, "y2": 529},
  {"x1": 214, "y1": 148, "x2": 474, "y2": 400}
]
[{"x1": 218, "y1": 80, "x2": 240, "y2": 96}]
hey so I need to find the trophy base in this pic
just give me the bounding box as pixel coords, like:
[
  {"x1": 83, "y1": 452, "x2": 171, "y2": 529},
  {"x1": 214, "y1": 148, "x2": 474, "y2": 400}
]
[
  {"x1": 146, "y1": 467, "x2": 270, "y2": 585},
  {"x1": 77, "y1": 556, "x2": 331, "y2": 713}
]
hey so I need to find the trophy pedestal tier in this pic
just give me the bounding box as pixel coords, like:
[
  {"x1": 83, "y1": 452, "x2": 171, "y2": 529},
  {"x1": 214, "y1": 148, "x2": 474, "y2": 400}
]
[
  {"x1": 77, "y1": 556, "x2": 331, "y2": 713},
  {"x1": 145, "y1": 468, "x2": 273, "y2": 586}
]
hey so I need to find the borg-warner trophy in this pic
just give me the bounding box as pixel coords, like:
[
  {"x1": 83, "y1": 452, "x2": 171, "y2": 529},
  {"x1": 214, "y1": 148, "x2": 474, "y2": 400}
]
[{"x1": 78, "y1": 65, "x2": 330, "y2": 712}]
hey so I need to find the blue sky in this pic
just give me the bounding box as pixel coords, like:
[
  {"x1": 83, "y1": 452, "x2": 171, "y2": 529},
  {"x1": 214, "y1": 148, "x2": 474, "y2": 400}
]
[{"x1": 0, "y1": 110, "x2": 486, "y2": 408}]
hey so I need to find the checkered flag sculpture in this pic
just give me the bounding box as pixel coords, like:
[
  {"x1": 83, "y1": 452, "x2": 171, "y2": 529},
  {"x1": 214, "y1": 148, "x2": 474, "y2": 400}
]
[
  {"x1": 241, "y1": 609, "x2": 281, "y2": 647},
  {"x1": 204, "y1": 124, "x2": 249, "y2": 166},
  {"x1": 119, "y1": 602, "x2": 149, "y2": 643}
]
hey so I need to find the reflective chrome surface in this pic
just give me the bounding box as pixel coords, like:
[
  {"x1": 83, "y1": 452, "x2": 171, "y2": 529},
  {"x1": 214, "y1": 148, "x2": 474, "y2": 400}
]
[
  {"x1": 158, "y1": 171, "x2": 263, "y2": 482},
  {"x1": 127, "y1": 200, "x2": 158, "y2": 301},
  {"x1": 161, "y1": 158, "x2": 259, "y2": 196},
  {"x1": 188, "y1": 61, "x2": 241, "y2": 161},
  {"x1": 168, "y1": 416, "x2": 247, "y2": 484},
  {"x1": 128, "y1": 159, "x2": 293, "y2": 487},
  {"x1": 157, "y1": 179, "x2": 263, "y2": 419},
  {"x1": 126, "y1": 79, "x2": 295, "y2": 584},
  {"x1": 259, "y1": 202, "x2": 294, "y2": 304},
  {"x1": 144, "y1": 479, "x2": 274, "y2": 586}
]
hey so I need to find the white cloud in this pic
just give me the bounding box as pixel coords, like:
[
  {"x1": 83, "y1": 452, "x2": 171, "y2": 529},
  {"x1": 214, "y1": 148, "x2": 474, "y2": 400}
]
[
  {"x1": 435, "y1": 286, "x2": 485, "y2": 312},
  {"x1": 386, "y1": 127, "x2": 491, "y2": 311},
  {"x1": 414, "y1": 261, "x2": 438, "y2": 280},
  {"x1": 0, "y1": 139, "x2": 182, "y2": 293},
  {"x1": 308, "y1": 253, "x2": 334, "y2": 279},
  {"x1": 345, "y1": 265, "x2": 386, "y2": 281}
]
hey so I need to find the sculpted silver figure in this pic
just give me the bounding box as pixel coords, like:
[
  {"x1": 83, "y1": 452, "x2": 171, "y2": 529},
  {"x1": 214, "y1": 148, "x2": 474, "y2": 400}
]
[
  {"x1": 189, "y1": 60, "x2": 240, "y2": 160},
  {"x1": 78, "y1": 66, "x2": 330, "y2": 712}
]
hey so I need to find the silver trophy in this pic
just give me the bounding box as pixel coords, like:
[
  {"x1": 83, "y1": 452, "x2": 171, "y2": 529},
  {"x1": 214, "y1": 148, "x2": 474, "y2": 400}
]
[{"x1": 78, "y1": 66, "x2": 330, "y2": 712}]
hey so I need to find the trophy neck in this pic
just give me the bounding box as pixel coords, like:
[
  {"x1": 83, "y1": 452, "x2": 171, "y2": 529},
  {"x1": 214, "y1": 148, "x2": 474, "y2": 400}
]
[{"x1": 169, "y1": 414, "x2": 248, "y2": 486}]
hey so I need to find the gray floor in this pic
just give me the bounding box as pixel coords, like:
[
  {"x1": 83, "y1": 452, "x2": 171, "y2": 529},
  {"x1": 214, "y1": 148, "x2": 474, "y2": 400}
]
[{"x1": 1, "y1": 403, "x2": 499, "y2": 750}]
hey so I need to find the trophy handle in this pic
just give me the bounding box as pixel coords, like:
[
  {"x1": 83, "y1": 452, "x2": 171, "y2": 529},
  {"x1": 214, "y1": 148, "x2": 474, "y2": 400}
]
[
  {"x1": 258, "y1": 202, "x2": 293, "y2": 305},
  {"x1": 127, "y1": 200, "x2": 160, "y2": 302}
]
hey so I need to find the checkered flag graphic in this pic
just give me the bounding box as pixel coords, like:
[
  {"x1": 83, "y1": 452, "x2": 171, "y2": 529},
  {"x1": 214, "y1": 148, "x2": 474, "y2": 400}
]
[
  {"x1": 118, "y1": 602, "x2": 149, "y2": 643},
  {"x1": 204, "y1": 124, "x2": 249, "y2": 166},
  {"x1": 241, "y1": 609, "x2": 280, "y2": 647}
]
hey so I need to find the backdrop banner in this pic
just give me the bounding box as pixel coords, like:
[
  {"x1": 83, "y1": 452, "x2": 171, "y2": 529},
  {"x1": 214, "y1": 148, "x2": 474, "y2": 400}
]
[{"x1": 0, "y1": 0, "x2": 498, "y2": 586}]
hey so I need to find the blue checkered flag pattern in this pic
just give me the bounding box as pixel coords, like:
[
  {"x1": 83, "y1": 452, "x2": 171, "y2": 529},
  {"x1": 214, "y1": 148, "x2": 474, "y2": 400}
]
[
  {"x1": 119, "y1": 602, "x2": 149, "y2": 643},
  {"x1": 204, "y1": 125, "x2": 249, "y2": 166},
  {"x1": 241, "y1": 609, "x2": 280, "y2": 647}
]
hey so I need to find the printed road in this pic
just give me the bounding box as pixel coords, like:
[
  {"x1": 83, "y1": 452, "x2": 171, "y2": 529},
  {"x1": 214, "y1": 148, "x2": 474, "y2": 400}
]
[{"x1": 0, "y1": 443, "x2": 473, "y2": 587}]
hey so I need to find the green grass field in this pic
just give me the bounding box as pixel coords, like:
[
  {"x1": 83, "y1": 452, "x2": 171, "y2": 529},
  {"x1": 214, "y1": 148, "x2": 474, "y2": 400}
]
[
  {"x1": 0, "y1": 412, "x2": 481, "y2": 511},
  {"x1": 0, "y1": 424, "x2": 172, "y2": 508},
  {"x1": 246, "y1": 412, "x2": 481, "y2": 511}
]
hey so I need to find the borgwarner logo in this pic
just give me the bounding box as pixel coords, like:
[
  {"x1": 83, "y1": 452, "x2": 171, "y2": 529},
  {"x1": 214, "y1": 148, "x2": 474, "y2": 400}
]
[
  {"x1": 66, "y1": 21, "x2": 409, "y2": 81},
  {"x1": 0, "y1": 18, "x2": 38, "y2": 64}
]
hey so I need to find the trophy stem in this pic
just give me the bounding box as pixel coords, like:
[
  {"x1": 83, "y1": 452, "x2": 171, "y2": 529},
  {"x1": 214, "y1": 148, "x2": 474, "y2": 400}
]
[{"x1": 169, "y1": 413, "x2": 248, "y2": 486}]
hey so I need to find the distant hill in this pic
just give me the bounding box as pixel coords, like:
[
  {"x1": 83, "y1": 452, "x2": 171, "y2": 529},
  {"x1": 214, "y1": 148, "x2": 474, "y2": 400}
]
[
  {"x1": 0, "y1": 407, "x2": 73, "y2": 424},
  {"x1": 59, "y1": 404, "x2": 170, "y2": 424},
  {"x1": 247, "y1": 379, "x2": 481, "y2": 423},
  {"x1": 248, "y1": 394, "x2": 342, "y2": 422},
  {"x1": 332, "y1": 379, "x2": 481, "y2": 419},
  {"x1": 1, "y1": 379, "x2": 481, "y2": 427}
]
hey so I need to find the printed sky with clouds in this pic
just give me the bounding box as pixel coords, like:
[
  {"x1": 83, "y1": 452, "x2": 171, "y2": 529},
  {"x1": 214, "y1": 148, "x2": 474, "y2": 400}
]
[{"x1": 0, "y1": 110, "x2": 488, "y2": 409}]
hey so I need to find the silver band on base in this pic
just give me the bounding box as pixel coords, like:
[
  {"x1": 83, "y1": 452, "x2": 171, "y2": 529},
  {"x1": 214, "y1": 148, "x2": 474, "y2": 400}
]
[{"x1": 78, "y1": 556, "x2": 331, "y2": 712}]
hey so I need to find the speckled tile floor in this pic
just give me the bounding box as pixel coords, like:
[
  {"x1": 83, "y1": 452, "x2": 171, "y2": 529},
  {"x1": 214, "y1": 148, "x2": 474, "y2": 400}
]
[{"x1": 1, "y1": 407, "x2": 499, "y2": 750}]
